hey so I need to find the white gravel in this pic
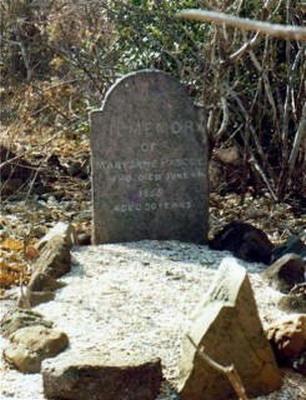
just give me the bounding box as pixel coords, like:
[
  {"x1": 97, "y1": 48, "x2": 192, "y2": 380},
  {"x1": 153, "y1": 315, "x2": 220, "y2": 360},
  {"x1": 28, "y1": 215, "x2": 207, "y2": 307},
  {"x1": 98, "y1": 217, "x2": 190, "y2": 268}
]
[{"x1": 1, "y1": 240, "x2": 305, "y2": 399}]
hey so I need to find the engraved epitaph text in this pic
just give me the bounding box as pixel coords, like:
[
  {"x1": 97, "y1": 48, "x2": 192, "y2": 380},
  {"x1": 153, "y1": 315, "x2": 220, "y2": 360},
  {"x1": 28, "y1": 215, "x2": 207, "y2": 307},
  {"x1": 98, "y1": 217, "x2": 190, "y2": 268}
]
[{"x1": 90, "y1": 70, "x2": 208, "y2": 243}]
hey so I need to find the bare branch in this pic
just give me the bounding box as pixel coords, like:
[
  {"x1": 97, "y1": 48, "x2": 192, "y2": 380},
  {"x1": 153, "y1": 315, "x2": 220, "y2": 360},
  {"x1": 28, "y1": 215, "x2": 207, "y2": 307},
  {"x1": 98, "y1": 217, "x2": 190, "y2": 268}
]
[
  {"x1": 176, "y1": 9, "x2": 306, "y2": 41},
  {"x1": 215, "y1": 96, "x2": 229, "y2": 140},
  {"x1": 249, "y1": 155, "x2": 278, "y2": 201},
  {"x1": 229, "y1": 32, "x2": 260, "y2": 61}
]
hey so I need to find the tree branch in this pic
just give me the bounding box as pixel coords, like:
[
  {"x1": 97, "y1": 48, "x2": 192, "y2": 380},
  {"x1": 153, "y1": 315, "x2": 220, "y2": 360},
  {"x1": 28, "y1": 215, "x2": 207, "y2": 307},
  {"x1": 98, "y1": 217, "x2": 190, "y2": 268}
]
[{"x1": 176, "y1": 9, "x2": 306, "y2": 41}]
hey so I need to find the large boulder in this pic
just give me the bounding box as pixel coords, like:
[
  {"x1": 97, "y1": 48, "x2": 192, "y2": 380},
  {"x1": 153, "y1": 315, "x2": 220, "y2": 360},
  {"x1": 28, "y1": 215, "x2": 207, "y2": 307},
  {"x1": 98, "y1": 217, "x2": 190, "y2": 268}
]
[
  {"x1": 178, "y1": 258, "x2": 282, "y2": 400},
  {"x1": 42, "y1": 353, "x2": 163, "y2": 400},
  {"x1": 3, "y1": 325, "x2": 69, "y2": 373}
]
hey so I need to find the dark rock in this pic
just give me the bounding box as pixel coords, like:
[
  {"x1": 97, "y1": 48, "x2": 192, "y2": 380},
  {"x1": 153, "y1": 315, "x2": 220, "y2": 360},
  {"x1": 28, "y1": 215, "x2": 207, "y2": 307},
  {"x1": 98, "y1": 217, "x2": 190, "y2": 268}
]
[
  {"x1": 178, "y1": 258, "x2": 282, "y2": 400},
  {"x1": 42, "y1": 354, "x2": 163, "y2": 400},
  {"x1": 209, "y1": 221, "x2": 273, "y2": 264},
  {"x1": 262, "y1": 253, "x2": 305, "y2": 293}
]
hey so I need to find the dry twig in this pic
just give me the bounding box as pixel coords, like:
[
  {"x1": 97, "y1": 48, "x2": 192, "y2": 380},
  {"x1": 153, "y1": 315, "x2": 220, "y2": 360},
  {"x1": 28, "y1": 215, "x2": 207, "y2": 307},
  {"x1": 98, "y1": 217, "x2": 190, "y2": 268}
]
[{"x1": 187, "y1": 334, "x2": 249, "y2": 400}]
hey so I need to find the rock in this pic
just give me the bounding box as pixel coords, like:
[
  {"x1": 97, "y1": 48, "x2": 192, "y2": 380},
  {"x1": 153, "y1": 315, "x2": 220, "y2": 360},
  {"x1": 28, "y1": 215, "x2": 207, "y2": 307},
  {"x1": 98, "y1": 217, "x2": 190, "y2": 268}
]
[
  {"x1": 0, "y1": 308, "x2": 53, "y2": 338},
  {"x1": 36, "y1": 222, "x2": 75, "y2": 251},
  {"x1": 3, "y1": 325, "x2": 69, "y2": 373},
  {"x1": 278, "y1": 283, "x2": 306, "y2": 313},
  {"x1": 209, "y1": 221, "x2": 273, "y2": 264},
  {"x1": 266, "y1": 315, "x2": 306, "y2": 375},
  {"x1": 28, "y1": 229, "x2": 72, "y2": 292},
  {"x1": 178, "y1": 258, "x2": 282, "y2": 400},
  {"x1": 42, "y1": 353, "x2": 162, "y2": 400},
  {"x1": 262, "y1": 253, "x2": 305, "y2": 293}
]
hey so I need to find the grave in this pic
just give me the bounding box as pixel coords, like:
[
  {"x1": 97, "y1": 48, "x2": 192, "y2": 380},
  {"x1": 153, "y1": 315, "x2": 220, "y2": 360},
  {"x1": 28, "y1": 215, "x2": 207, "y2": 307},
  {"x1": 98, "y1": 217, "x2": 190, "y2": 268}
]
[{"x1": 90, "y1": 70, "x2": 208, "y2": 244}]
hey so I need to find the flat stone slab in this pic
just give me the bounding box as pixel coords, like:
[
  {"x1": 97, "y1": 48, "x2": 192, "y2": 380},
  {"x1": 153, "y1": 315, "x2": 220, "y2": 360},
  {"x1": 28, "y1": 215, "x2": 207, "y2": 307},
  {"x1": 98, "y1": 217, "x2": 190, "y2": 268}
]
[{"x1": 43, "y1": 354, "x2": 162, "y2": 400}]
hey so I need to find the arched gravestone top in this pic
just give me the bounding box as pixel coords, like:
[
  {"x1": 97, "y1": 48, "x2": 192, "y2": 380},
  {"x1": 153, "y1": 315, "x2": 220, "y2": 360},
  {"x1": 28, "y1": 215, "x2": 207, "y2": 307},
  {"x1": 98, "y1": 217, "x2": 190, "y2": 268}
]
[{"x1": 90, "y1": 70, "x2": 208, "y2": 244}]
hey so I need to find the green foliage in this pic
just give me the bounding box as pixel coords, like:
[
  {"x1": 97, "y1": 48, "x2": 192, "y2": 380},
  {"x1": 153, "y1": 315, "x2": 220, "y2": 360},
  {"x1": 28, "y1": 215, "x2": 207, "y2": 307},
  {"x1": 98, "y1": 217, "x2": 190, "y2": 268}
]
[{"x1": 108, "y1": 0, "x2": 207, "y2": 89}]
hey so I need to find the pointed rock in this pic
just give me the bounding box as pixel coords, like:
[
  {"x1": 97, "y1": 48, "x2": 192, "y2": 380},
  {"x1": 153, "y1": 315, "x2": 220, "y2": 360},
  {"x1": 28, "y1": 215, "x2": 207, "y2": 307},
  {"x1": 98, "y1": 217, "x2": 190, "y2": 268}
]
[{"x1": 178, "y1": 258, "x2": 282, "y2": 400}]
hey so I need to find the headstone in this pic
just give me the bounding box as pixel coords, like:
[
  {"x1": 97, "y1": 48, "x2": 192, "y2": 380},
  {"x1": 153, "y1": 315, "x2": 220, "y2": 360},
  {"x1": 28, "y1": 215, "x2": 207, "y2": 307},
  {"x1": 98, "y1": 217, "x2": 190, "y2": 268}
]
[{"x1": 90, "y1": 70, "x2": 208, "y2": 244}]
